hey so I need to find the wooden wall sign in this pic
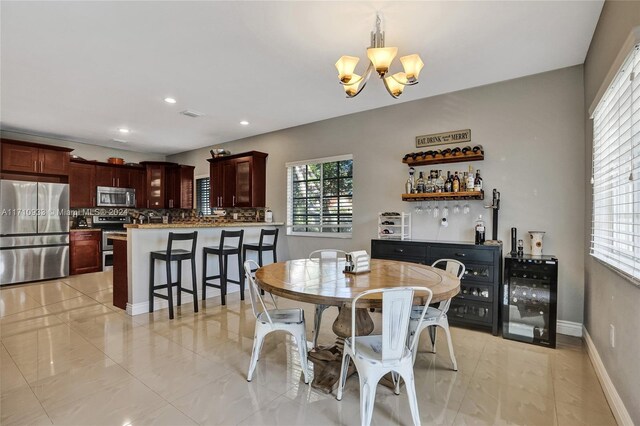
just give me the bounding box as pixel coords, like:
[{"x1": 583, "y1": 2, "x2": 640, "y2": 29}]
[{"x1": 416, "y1": 129, "x2": 471, "y2": 148}]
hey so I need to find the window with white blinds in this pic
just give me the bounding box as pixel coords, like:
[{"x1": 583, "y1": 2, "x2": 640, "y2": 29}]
[
  {"x1": 286, "y1": 155, "x2": 353, "y2": 237},
  {"x1": 591, "y1": 44, "x2": 640, "y2": 284},
  {"x1": 196, "y1": 177, "x2": 211, "y2": 215}
]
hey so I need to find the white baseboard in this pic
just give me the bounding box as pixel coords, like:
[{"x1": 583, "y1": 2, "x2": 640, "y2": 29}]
[
  {"x1": 126, "y1": 287, "x2": 240, "y2": 316},
  {"x1": 583, "y1": 326, "x2": 633, "y2": 426},
  {"x1": 556, "y1": 320, "x2": 583, "y2": 337}
]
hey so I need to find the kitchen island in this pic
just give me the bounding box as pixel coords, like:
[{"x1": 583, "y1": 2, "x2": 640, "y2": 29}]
[{"x1": 118, "y1": 222, "x2": 284, "y2": 315}]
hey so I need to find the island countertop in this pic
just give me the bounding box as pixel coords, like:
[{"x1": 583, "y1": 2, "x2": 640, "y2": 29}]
[{"x1": 125, "y1": 221, "x2": 284, "y2": 229}]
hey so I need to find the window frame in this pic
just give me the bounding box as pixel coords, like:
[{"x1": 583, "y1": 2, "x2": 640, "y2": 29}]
[
  {"x1": 286, "y1": 154, "x2": 353, "y2": 238},
  {"x1": 590, "y1": 40, "x2": 640, "y2": 287}
]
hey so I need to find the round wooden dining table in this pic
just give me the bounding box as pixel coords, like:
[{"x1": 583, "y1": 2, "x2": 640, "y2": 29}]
[{"x1": 255, "y1": 258, "x2": 461, "y2": 392}]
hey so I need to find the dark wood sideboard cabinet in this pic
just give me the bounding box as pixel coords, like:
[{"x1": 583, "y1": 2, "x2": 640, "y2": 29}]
[{"x1": 371, "y1": 239, "x2": 503, "y2": 335}]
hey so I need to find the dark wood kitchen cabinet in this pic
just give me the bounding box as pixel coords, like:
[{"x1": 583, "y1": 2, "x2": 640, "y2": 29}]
[
  {"x1": 70, "y1": 230, "x2": 102, "y2": 275},
  {"x1": 1, "y1": 140, "x2": 71, "y2": 176},
  {"x1": 371, "y1": 239, "x2": 502, "y2": 335},
  {"x1": 95, "y1": 164, "x2": 136, "y2": 188},
  {"x1": 166, "y1": 165, "x2": 194, "y2": 209},
  {"x1": 69, "y1": 161, "x2": 96, "y2": 207},
  {"x1": 208, "y1": 151, "x2": 267, "y2": 208}
]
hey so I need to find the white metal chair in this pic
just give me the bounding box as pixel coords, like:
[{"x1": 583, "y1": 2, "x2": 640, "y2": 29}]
[
  {"x1": 308, "y1": 249, "x2": 347, "y2": 348},
  {"x1": 408, "y1": 259, "x2": 465, "y2": 371},
  {"x1": 336, "y1": 286, "x2": 433, "y2": 426},
  {"x1": 244, "y1": 260, "x2": 311, "y2": 384}
]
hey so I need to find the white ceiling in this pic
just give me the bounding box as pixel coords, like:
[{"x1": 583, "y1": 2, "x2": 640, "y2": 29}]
[{"x1": 1, "y1": 1, "x2": 603, "y2": 155}]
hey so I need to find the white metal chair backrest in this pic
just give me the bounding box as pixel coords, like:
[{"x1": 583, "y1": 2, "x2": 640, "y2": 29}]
[
  {"x1": 351, "y1": 287, "x2": 433, "y2": 362},
  {"x1": 308, "y1": 249, "x2": 347, "y2": 260},
  {"x1": 244, "y1": 260, "x2": 273, "y2": 324},
  {"x1": 431, "y1": 259, "x2": 465, "y2": 313}
]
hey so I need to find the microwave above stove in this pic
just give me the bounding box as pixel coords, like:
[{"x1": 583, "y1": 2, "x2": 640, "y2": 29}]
[{"x1": 96, "y1": 186, "x2": 136, "y2": 208}]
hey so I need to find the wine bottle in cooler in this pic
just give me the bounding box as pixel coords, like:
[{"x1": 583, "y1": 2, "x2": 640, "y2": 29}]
[{"x1": 475, "y1": 215, "x2": 486, "y2": 245}]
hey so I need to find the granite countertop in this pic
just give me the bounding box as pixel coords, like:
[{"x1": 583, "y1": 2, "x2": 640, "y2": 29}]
[
  {"x1": 70, "y1": 228, "x2": 101, "y2": 232},
  {"x1": 125, "y1": 221, "x2": 284, "y2": 229},
  {"x1": 109, "y1": 234, "x2": 127, "y2": 241}
]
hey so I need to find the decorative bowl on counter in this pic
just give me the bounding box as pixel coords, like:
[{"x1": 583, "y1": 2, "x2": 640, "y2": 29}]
[{"x1": 107, "y1": 157, "x2": 125, "y2": 165}]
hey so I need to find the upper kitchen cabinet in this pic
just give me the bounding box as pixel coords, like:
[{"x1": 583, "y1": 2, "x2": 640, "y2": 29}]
[
  {"x1": 95, "y1": 164, "x2": 137, "y2": 188},
  {"x1": 208, "y1": 151, "x2": 267, "y2": 208},
  {"x1": 1, "y1": 139, "x2": 71, "y2": 177},
  {"x1": 166, "y1": 165, "x2": 195, "y2": 209},
  {"x1": 69, "y1": 161, "x2": 96, "y2": 207}
]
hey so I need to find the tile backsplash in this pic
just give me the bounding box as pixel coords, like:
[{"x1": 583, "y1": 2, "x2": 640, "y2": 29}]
[{"x1": 70, "y1": 207, "x2": 265, "y2": 225}]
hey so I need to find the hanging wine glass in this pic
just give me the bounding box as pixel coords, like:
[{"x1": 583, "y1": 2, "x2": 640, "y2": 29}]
[
  {"x1": 463, "y1": 203, "x2": 470, "y2": 215},
  {"x1": 414, "y1": 202, "x2": 423, "y2": 215},
  {"x1": 453, "y1": 204, "x2": 461, "y2": 215},
  {"x1": 433, "y1": 202, "x2": 440, "y2": 218},
  {"x1": 425, "y1": 202, "x2": 432, "y2": 215},
  {"x1": 442, "y1": 205, "x2": 449, "y2": 218}
]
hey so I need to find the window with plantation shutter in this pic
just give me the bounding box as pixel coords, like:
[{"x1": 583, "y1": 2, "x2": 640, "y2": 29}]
[
  {"x1": 286, "y1": 155, "x2": 353, "y2": 237},
  {"x1": 591, "y1": 44, "x2": 640, "y2": 285},
  {"x1": 196, "y1": 177, "x2": 211, "y2": 215}
]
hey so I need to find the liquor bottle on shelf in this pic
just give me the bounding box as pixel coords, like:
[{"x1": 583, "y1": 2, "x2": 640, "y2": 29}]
[
  {"x1": 462, "y1": 172, "x2": 468, "y2": 191},
  {"x1": 474, "y1": 169, "x2": 483, "y2": 192},
  {"x1": 416, "y1": 171, "x2": 426, "y2": 193},
  {"x1": 444, "y1": 172, "x2": 452, "y2": 192},
  {"x1": 436, "y1": 170, "x2": 445, "y2": 192},
  {"x1": 467, "y1": 166, "x2": 475, "y2": 191},
  {"x1": 453, "y1": 172, "x2": 460, "y2": 192}
]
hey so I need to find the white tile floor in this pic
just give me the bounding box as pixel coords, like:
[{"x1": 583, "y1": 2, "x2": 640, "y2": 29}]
[{"x1": 0, "y1": 272, "x2": 616, "y2": 425}]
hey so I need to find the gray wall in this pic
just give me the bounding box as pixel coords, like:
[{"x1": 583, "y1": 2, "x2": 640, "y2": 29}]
[
  {"x1": 583, "y1": 1, "x2": 640, "y2": 421},
  {"x1": 169, "y1": 66, "x2": 586, "y2": 324},
  {"x1": 1, "y1": 130, "x2": 165, "y2": 163}
]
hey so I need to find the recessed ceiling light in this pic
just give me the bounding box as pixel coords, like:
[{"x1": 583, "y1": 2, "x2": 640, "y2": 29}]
[
  {"x1": 240, "y1": 120, "x2": 250, "y2": 126},
  {"x1": 164, "y1": 97, "x2": 176, "y2": 104},
  {"x1": 118, "y1": 128, "x2": 130, "y2": 134}
]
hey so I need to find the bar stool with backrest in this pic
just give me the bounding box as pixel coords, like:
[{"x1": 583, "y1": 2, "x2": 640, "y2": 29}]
[
  {"x1": 242, "y1": 228, "x2": 279, "y2": 274},
  {"x1": 149, "y1": 231, "x2": 198, "y2": 320},
  {"x1": 202, "y1": 230, "x2": 244, "y2": 305},
  {"x1": 308, "y1": 249, "x2": 347, "y2": 348}
]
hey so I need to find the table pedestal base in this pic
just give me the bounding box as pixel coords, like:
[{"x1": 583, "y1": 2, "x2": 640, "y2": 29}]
[{"x1": 308, "y1": 306, "x2": 374, "y2": 393}]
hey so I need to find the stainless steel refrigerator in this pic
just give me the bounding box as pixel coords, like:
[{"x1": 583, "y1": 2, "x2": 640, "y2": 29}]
[{"x1": 0, "y1": 180, "x2": 70, "y2": 285}]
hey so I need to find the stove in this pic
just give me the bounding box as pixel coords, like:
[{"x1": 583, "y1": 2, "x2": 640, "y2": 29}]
[{"x1": 92, "y1": 215, "x2": 130, "y2": 270}]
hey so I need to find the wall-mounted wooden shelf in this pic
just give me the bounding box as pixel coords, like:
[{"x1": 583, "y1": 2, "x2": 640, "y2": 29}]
[
  {"x1": 402, "y1": 191, "x2": 484, "y2": 201},
  {"x1": 403, "y1": 152, "x2": 484, "y2": 166}
]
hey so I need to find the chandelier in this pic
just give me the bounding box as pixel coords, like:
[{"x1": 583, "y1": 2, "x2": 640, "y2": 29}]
[{"x1": 335, "y1": 13, "x2": 424, "y2": 98}]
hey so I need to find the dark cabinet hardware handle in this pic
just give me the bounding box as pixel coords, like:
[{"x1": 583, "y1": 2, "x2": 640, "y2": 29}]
[
  {"x1": 394, "y1": 249, "x2": 404, "y2": 253},
  {"x1": 455, "y1": 252, "x2": 466, "y2": 257}
]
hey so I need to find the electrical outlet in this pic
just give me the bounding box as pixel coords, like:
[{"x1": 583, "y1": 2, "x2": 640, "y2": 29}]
[{"x1": 609, "y1": 324, "x2": 615, "y2": 348}]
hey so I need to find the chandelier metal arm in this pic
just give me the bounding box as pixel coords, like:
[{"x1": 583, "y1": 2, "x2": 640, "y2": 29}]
[{"x1": 341, "y1": 62, "x2": 375, "y2": 98}]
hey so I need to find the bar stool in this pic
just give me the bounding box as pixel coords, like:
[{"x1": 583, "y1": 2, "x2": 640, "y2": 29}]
[
  {"x1": 242, "y1": 228, "x2": 279, "y2": 274},
  {"x1": 202, "y1": 230, "x2": 244, "y2": 305},
  {"x1": 149, "y1": 231, "x2": 198, "y2": 320}
]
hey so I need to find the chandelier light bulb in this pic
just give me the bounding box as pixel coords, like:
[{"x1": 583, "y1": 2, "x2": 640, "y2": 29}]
[
  {"x1": 336, "y1": 56, "x2": 360, "y2": 83},
  {"x1": 367, "y1": 47, "x2": 398, "y2": 76},
  {"x1": 343, "y1": 73, "x2": 362, "y2": 97},
  {"x1": 385, "y1": 73, "x2": 405, "y2": 97},
  {"x1": 400, "y1": 54, "x2": 424, "y2": 81}
]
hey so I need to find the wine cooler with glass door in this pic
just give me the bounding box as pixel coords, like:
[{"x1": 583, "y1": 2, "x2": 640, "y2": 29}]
[{"x1": 503, "y1": 254, "x2": 558, "y2": 348}]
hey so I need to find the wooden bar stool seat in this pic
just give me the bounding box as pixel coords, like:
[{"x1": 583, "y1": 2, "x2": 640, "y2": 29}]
[
  {"x1": 149, "y1": 231, "x2": 198, "y2": 320},
  {"x1": 202, "y1": 230, "x2": 244, "y2": 305}
]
